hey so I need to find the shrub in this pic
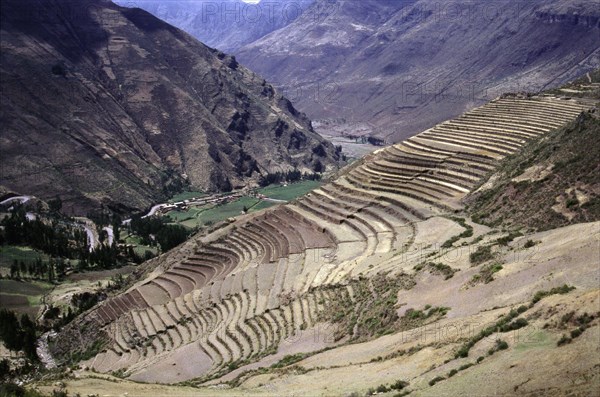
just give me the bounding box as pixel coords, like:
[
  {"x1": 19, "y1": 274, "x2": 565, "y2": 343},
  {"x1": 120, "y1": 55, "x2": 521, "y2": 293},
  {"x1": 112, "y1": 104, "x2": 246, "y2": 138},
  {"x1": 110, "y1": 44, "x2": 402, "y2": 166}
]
[
  {"x1": 570, "y1": 327, "x2": 584, "y2": 339},
  {"x1": 51, "y1": 63, "x2": 67, "y2": 76},
  {"x1": 523, "y1": 240, "x2": 537, "y2": 248},
  {"x1": 431, "y1": 262, "x2": 458, "y2": 279},
  {"x1": 441, "y1": 217, "x2": 474, "y2": 247},
  {"x1": 576, "y1": 313, "x2": 594, "y2": 326},
  {"x1": 459, "y1": 363, "x2": 474, "y2": 371},
  {"x1": 448, "y1": 369, "x2": 458, "y2": 377},
  {"x1": 429, "y1": 376, "x2": 445, "y2": 386},
  {"x1": 406, "y1": 309, "x2": 425, "y2": 319},
  {"x1": 228, "y1": 362, "x2": 239, "y2": 371},
  {"x1": 557, "y1": 334, "x2": 572, "y2": 346},
  {"x1": 456, "y1": 345, "x2": 470, "y2": 358},
  {"x1": 532, "y1": 285, "x2": 576, "y2": 304},
  {"x1": 496, "y1": 340, "x2": 509, "y2": 350},
  {"x1": 455, "y1": 307, "x2": 526, "y2": 359},
  {"x1": 500, "y1": 318, "x2": 529, "y2": 332},
  {"x1": 473, "y1": 262, "x2": 504, "y2": 284},
  {"x1": 496, "y1": 231, "x2": 523, "y2": 246},
  {"x1": 476, "y1": 356, "x2": 485, "y2": 363},
  {"x1": 390, "y1": 380, "x2": 409, "y2": 390},
  {"x1": 566, "y1": 198, "x2": 579, "y2": 208},
  {"x1": 488, "y1": 340, "x2": 508, "y2": 356},
  {"x1": 470, "y1": 245, "x2": 494, "y2": 265},
  {"x1": 271, "y1": 353, "x2": 305, "y2": 368}
]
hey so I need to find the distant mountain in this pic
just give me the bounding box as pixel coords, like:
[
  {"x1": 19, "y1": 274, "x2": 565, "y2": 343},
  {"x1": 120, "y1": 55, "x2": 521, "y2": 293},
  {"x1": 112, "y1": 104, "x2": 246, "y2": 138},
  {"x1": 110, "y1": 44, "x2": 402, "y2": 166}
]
[
  {"x1": 113, "y1": 0, "x2": 315, "y2": 53},
  {"x1": 0, "y1": 0, "x2": 340, "y2": 215},
  {"x1": 235, "y1": 0, "x2": 600, "y2": 141}
]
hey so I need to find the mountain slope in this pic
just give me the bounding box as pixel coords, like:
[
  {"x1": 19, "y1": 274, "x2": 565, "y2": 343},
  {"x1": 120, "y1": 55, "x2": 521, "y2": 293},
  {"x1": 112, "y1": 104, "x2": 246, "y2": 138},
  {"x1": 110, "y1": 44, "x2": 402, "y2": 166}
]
[
  {"x1": 236, "y1": 0, "x2": 600, "y2": 141},
  {"x1": 0, "y1": 0, "x2": 340, "y2": 215},
  {"x1": 113, "y1": 0, "x2": 315, "y2": 53},
  {"x1": 48, "y1": 84, "x2": 596, "y2": 389},
  {"x1": 467, "y1": 81, "x2": 600, "y2": 230}
]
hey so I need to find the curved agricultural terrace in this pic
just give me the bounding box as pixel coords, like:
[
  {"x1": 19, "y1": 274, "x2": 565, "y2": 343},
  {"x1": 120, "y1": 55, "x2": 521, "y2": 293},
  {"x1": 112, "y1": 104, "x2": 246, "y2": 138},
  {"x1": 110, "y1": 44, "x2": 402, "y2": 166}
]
[{"x1": 56, "y1": 95, "x2": 592, "y2": 383}]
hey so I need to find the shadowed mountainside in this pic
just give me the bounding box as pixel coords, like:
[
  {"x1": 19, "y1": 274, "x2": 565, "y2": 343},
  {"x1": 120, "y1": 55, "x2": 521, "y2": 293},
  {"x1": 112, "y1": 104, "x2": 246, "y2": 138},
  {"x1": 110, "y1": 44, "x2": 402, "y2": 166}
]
[
  {"x1": 236, "y1": 0, "x2": 600, "y2": 141},
  {"x1": 114, "y1": 0, "x2": 315, "y2": 53},
  {"x1": 0, "y1": 0, "x2": 340, "y2": 215}
]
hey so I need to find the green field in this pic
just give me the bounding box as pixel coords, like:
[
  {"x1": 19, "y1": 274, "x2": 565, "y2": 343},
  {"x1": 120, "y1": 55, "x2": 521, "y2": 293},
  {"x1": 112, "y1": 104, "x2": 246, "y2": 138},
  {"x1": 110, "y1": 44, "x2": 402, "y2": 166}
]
[
  {"x1": 175, "y1": 197, "x2": 260, "y2": 229},
  {"x1": 163, "y1": 182, "x2": 320, "y2": 229},
  {"x1": 122, "y1": 234, "x2": 159, "y2": 257},
  {"x1": 258, "y1": 180, "x2": 322, "y2": 201},
  {"x1": 166, "y1": 207, "x2": 204, "y2": 222},
  {"x1": 168, "y1": 191, "x2": 206, "y2": 203},
  {"x1": 165, "y1": 196, "x2": 281, "y2": 229},
  {"x1": 0, "y1": 279, "x2": 52, "y2": 318},
  {"x1": 0, "y1": 245, "x2": 48, "y2": 269},
  {"x1": 252, "y1": 201, "x2": 277, "y2": 212}
]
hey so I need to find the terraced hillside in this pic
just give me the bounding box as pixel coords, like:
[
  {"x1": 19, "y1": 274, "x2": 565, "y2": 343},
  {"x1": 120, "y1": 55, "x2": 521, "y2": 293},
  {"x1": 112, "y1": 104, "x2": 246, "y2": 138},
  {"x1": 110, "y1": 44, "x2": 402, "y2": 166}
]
[{"x1": 50, "y1": 94, "x2": 595, "y2": 386}]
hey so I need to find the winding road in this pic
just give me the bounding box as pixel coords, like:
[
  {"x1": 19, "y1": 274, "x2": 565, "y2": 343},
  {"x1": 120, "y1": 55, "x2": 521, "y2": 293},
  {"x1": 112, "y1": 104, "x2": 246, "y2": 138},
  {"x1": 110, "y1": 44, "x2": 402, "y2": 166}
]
[
  {"x1": 0, "y1": 195, "x2": 33, "y2": 206},
  {"x1": 103, "y1": 226, "x2": 114, "y2": 246}
]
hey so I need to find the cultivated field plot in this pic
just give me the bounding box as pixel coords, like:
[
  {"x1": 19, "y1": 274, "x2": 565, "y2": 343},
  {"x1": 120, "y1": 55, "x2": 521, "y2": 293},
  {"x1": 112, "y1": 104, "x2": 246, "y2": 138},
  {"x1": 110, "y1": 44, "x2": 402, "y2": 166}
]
[
  {"x1": 0, "y1": 279, "x2": 51, "y2": 318},
  {"x1": 165, "y1": 182, "x2": 322, "y2": 229},
  {"x1": 0, "y1": 245, "x2": 48, "y2": 269},
  {"x1": 258, "y1": 180, "x2": 322, "y2": 201}
]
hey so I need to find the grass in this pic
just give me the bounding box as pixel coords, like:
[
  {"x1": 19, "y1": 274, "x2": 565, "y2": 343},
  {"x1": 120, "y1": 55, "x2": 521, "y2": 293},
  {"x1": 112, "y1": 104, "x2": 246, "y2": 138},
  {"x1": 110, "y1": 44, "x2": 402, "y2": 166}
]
[
  {"x1": 166, "y1": 208, "x2": 203, "y2": 222},
  {"x1": 472, "y1": 262, "x2": 504, "y2": 284},
  {"x1": 133, "y1": 245, "x2": 158, "y2": 257},
  {"x1": 514, "y1": 330, "x2": 550, "y2": 351},
  {"x1": 455, "y1": 305, "x2": 528, "y2": 358},
  {"x1": 467, "y1": 112, "x2": 600, "y2": 231},
  {"x1": 0, "y1": 279, "x2": 51, "y2": 295},
  {"x1": 441, "y1": 217, "x2": 474, "y2": 248},
  {"x1": 191, "y1": 197, "x2": 259, "y2": 225},
  {"x1": 469, "y1": 245, "x2": 494, "y2": 265},
  {"x1": 0, "y1": 279, "x2": 52, "y2": 317},
  {"x1": 258, "y1": 180, "x2": 321, "y2": 201},
  {"x1": 163, "y1": 182, "x2": 319, "y2": 230},
  {"x1": 122, "y1": 234, "x2": 158, "y2": 256},
  {"x1": 168, "y1": 191, "x2": 206, "y2": 203},
  {"x1": 455, "y1": 285, "x2": 576, "y2": 358},
  {"x1": 317, "y1": 273, "x2": 416, "y2": 342},
  {"x1": 271, "y1": 353, "x2": 307, "y2": 369},
  {"x1": 532, "y1": 284, "x2": 576, "y2": 304},
  {"x1": 0, "y1": 245, "x2": 48, "y2": 269},
  {"x1": 163, "y1": 197, "x2": 260, "y2": 229},
  {"x1": 415, "y1": 262, "x2": 458, "y2": 280},
  {"x1": 252, "y1": 201, "x2": 277, "y2": 212}
]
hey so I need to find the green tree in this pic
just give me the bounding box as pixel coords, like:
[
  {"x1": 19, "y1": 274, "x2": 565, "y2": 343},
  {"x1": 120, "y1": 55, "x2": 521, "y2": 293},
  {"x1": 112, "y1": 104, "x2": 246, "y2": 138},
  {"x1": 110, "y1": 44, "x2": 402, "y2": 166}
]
[{"x1": 48, "y1": 196, "x2": 62, "y2": 213}]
